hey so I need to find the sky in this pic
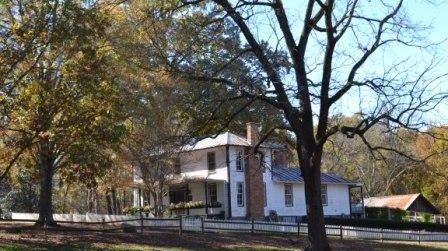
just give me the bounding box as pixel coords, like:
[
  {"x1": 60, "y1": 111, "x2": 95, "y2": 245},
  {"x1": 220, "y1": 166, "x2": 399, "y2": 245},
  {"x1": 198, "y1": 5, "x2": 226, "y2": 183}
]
[{"x1": 242, "y1": 0, "x2": 448, "y2": 126}]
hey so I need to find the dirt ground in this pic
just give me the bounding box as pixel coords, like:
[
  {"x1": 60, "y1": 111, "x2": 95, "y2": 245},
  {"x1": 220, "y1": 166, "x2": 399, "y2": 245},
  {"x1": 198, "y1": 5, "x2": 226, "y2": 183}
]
[{"x1": 0, "y1": 224, "x2": 448, "y2": 251}]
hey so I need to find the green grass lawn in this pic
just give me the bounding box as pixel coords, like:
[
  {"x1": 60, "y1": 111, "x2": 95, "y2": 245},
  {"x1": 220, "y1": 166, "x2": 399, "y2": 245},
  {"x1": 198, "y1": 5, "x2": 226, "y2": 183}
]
[{"x1": 0, "y1": 229, "x2": 448, "y2": 251}]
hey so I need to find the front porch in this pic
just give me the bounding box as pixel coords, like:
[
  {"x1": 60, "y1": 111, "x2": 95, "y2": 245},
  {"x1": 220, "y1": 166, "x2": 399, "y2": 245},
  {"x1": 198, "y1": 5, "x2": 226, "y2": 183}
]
[
  {"x1": 169, "y1": 179, "x2": 228, "y2": 219},
  {"x1": 133, "y1": 178, "x2": 229, "y2": 219}
]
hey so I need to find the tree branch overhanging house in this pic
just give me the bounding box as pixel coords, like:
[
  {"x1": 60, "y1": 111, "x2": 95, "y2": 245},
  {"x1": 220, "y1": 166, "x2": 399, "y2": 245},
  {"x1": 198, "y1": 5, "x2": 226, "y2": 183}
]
[{"x1": 131, "y1": 123, "x2": 363, "y2": 221}]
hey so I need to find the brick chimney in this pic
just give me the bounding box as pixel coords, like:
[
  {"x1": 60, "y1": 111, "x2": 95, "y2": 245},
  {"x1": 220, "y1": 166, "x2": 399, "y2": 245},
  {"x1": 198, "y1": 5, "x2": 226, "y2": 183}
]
[
  {"x1": 246, "y1": 122, "x2": 259, "y2": 146},
  {"x1": 245, "y1": 122, "x2": 265, "y2": 220}
]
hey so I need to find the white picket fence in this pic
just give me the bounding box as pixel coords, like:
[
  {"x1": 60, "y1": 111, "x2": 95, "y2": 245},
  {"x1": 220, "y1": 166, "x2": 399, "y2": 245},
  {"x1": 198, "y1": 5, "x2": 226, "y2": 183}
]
[
  {"x1": 8, "y1": 213, "x2": 448, "y2": 242},
  {"x1": 182, "y1": 218, "x2": 448, "y2": 242},
  {"x1": 11, "y1": 212, "x2": 142, "y2": 222}
]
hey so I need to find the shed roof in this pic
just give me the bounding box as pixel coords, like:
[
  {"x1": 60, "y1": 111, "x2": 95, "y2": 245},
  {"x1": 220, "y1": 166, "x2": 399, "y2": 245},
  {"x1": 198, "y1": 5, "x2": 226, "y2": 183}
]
[
  {"x1": 364, "y1": 193, "x2": 439, "y2": 214},
  {"x1": 271, "y1": 167, "x2": 359, "y2": 185},
  {"x1": 364, "y1": 194, "x2": 419, "y2": 210}
]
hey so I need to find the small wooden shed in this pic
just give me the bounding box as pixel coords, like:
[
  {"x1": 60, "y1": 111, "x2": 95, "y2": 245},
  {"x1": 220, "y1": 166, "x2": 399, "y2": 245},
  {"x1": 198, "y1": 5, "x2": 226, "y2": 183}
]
[{"x1": 364, "y1": 193, "x2": 440, "y2": 221}]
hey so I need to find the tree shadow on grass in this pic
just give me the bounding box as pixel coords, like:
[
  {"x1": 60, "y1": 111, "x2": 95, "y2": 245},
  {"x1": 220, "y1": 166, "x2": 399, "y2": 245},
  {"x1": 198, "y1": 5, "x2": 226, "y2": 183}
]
[
  {"x1": 330, "y1": 239, "x2": 448, "y2": 251},
  {"x1": 0, "y1": 243, "x2": 100, "y2": 251},
  {"x1": 0, "y1": 231, "x2": 300, "y2": 251},
  {"x1": 1, "y1": 228, "x2": 448, "y2": 251}
]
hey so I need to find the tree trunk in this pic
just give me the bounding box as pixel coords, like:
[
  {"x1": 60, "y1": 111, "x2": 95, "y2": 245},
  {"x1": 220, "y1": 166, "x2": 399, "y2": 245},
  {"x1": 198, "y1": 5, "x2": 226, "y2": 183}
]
[
  {"x1": 111, "y1": 188, "x2": 118, "y2": 215},
  {"x1": 299, "y1": 146, "x2": 331, "y2": 251},
  {"x1": 93, "y1": 189, "x2": 99, "y2": 214},
  {"x1": 106, "y1": 191, "x2": 113, "y2": 214},
  {"x1": 122, "y1": 190, "x2": 126, "y2": 210},
  {"x1": 151, "y1": 190, "x2": 164, "y2": 217},
  {"x1": 35, "y1": 142, "x2": 56, "y2": 226},
  {"x1": 157, "y1": 192, "x2": 163, "y2": 216},
  {"x1": 87, "y1": 189, "x2": 91, "y2": 213},
  {"x1": 116, "y1": 190, "x2": 122, "y2": 214},
  {"x1": 62, "y1": 183, "x2": 70, "y2": 213}
]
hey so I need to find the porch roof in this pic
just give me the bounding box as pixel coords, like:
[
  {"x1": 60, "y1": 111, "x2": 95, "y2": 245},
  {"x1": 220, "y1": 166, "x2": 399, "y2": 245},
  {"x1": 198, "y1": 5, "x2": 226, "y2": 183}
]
[
  {"x1": 170, "y1": 176, "x2": 224, "y2": 185},
  {"x1": 272, "y1": 167, "x2": 359, "y2": 185},
  {"x1": 131, "y1": 176, "x2": 224, "y2": 189}
]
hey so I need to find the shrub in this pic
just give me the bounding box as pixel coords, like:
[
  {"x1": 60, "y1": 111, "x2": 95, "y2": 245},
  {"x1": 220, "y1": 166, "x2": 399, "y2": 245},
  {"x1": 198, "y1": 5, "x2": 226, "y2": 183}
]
[
  {"x1": 141, "y1": 205, "x2": 154, "y2": 213},
  {"x1": 422, "y1": 213, "x2": 432, "y2": 223},
  {"x1": 168, "y1": 201, "x2": 222, "y2": 210},
  {"x1": 122, "y1": 206, "x2": 139, "y2": 215},
  {"x1": 365, "y1": 207, "x2": 405, "y2": 221}
]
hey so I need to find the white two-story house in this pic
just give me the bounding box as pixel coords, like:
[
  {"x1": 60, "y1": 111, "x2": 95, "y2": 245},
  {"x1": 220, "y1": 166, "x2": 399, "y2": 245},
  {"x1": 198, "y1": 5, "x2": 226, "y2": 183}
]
[{"x1": 132, "y1": 123, "x2": 363, "y2": 221}]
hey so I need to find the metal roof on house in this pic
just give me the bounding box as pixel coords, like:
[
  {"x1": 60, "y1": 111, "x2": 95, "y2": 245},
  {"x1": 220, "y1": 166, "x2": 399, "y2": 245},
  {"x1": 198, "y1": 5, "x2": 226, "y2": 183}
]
[
  {"x1": 182, "y1": 132, "x2": 285, "y2": 151},
  {"x1": 271, "y1": 167, "x2": 358, "y2": 185},
  {"x1": 364, "y1": 194, "x2": 420, "y2": 210}
]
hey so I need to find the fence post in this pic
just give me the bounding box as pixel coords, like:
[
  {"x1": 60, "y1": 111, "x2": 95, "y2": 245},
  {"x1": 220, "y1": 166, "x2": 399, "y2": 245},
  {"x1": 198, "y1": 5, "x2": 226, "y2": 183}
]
[
  {"x1": 297, "y1": 222, "x2": 300, "y2": 237},
  {"x1": 101, "y1": 217, "x2": 105, "y2": 234},
  {"x1": 251, "y1": 219, "x2": 254, "y2": 235},
  {"x1": 339, "y1": 225, "x2": 343, "y2": 240},
  {"x1": 140, "y1": 213, "x2": 144, "y2": 233},
  {"x1": 179, "y1": 216, "x2": 183, "y2": 236},
  {"x1": 380, "y1": 228, "x2": 383, "y2": 243},
  {"x1": 201, "y1": 217, "x2": 205, "y2": 234},
  {"x1": 418, "y1": 229, "x2": 421, "y2": 244}
]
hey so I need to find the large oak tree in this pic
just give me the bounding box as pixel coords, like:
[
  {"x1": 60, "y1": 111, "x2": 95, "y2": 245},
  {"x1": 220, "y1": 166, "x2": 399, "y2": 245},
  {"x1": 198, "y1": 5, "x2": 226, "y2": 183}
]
[
  {"x1": 163, "y1": 0, "x2": 448, "y2": 250},
  {"x1": 1, "y1": 1, "x2": 127, "y2": 225}
]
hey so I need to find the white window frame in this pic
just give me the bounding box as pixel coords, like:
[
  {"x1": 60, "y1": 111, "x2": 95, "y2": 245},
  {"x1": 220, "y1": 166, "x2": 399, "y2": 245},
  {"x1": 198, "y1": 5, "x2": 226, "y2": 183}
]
[
  {"x1": 207, "y1": 183, "x2": 218, "y2": 204},
  {"x1": 237, "y1": 182, "x2": 245, "y2": 207},
  {"x1": 260, "y1": 152, "x2": 266, "y2": 173},
  {"x1": 321, "y1": 184, "x2": 328, "y2": 206},
  {"x1": 284, "y1": 183, "x2": 293, "y2": 207},
  {"x1": 207, "y1": 152, "x2": 216, "y2": 173},
  {"x1": 236, "y1": 151, "x2": 244, "y2": 172}
]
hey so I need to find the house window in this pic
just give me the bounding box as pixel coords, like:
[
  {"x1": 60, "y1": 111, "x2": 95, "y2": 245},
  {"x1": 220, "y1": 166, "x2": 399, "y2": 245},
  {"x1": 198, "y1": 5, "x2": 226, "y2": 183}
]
[
  {"x1": 237, "y1": 182, "x2": 244, "y2": 207},
  {"x1": 174, "y1": 157, "x2": 181, "y2": 174},
  {"x1": 207, "y1": 183, "x2": 217, "y2": 204},
  {"x1": 207, "y1": 152, "x2": 216, "y2": 172},
  {"x1": 284, "y1": 183, "x2": 293, "y2": 207},
  {"x1": 260, "y1": 152, "x2": 265, "y2": 172},
  {"x1": 321, "y1": 184, "x2": 328, "y2": 206},
  {"x1": 272, "y1": 150, "x2": 286, "y2": 169},
  {"x1": 264, "y1": 182, "x2": 267, "y2": 207},
  {"x1": 236, "y1": 151, "x2": 244, "y2": 171}
]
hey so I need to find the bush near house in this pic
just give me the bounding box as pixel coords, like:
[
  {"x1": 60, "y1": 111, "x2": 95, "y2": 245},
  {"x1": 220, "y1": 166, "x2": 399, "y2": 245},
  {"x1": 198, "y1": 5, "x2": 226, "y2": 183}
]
[
  {"x1": 168, "y1": 201, "x2": 222, "y2": 210},
  {"x1": 323, "y1": 218, "x2": 448, "y2": 232},
  {"x1": 366, "y1": 207, "x2": 407, "y2": 221},
  {"x1": 122, "y1": 206, "x2": 154, "y2": 215},
  {"x1": 366, "y1": 208, "x2": 439, "y2": 223}
]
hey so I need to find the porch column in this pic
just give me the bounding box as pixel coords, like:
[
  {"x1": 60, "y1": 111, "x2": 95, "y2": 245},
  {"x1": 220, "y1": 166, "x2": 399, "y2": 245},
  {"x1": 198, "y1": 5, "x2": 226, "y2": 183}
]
[
  {"x1": 138, "y1": 188, "x2": 142, "y2": 209},
  {"x1": 133, "y1": 189, "x2": 139, "y2": 208},
  {"x1": 348, "y1": 185, "x2": 353, "y2": 217},
  {"x1": 223, "y1": 181, "x2": 229, "y2": 219},
  {"x1": 204, "y1": 181, "x2": 209, "y2": 215},
  {"x1": 361, "y1": 186, "x2": 365, "y2": 218}
]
